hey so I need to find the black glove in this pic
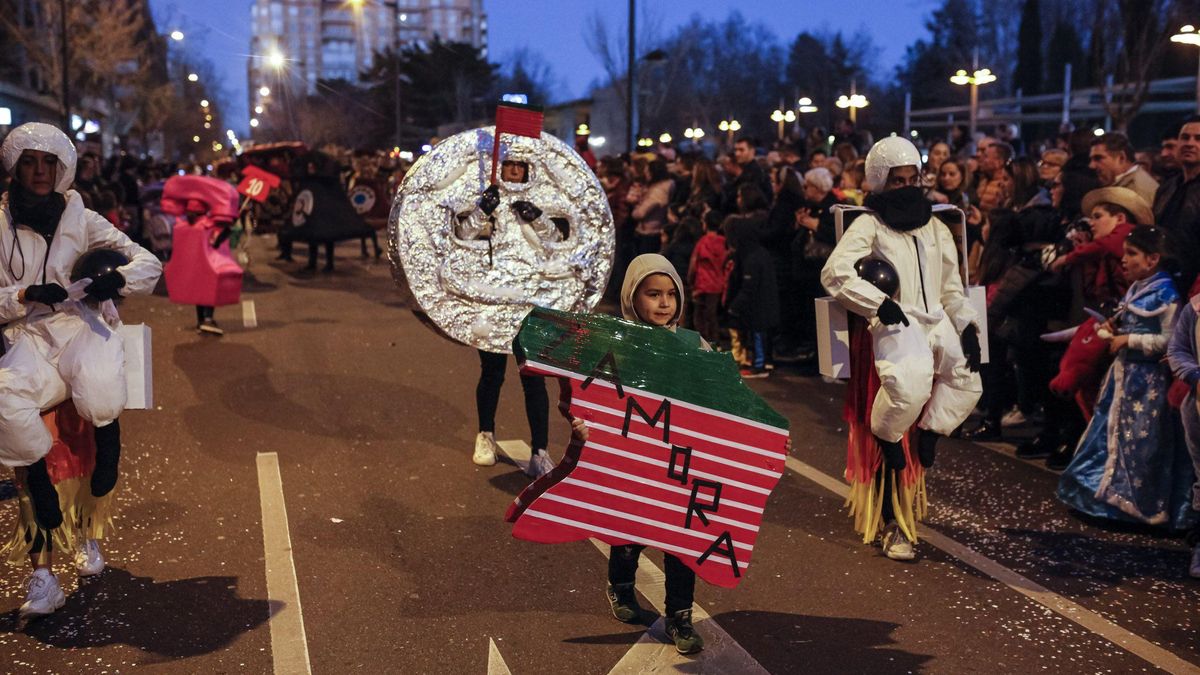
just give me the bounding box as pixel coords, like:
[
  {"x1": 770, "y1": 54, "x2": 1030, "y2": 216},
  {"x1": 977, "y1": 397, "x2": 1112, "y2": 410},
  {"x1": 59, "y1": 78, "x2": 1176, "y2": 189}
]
[
  {"x1": 917, "y1": 430, "x2": 939, "y2": 468},
  {"x1": 24, "y1": 283, "x2": 68, "y2": 306},
  {"x1": 478, "y1": 184, "x2": 501, "y2": 216},
  {"x1": 876, "y1": 298, "x2": 909, "y2": 326},
  {"x1": 511, "y1": 200, "x2": 543, "y2": 223},
  {"x1": 85, "y1": 270, "x2": 126, "y2": 301},
  {"x1": 960, "y1": 324, "x2": 982, "y2": 372},
  {"x1": 876, "y1": 437, "x2": 907, "y2": 470}
]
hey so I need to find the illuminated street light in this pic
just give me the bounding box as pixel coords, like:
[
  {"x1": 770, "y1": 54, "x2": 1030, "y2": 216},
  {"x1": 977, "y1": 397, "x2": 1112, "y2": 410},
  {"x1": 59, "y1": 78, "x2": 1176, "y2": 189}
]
[
  {"x1": 637, "y1": 137, "x2": 654, "y2": 148},
  {"x1": 658, "y1": 132, "x2": 672, "y2": 144},
  {"x1": 798, "y1": 97, "x2": 819, "y2": 114},
  {"x1": 259, "y1": 86, "x2": 271, "y2": 97},
  {"x1": 684, "y1": 127, "x2": 705, "y2": 140},
  {"x1": 187, "y1": 73, "x2": 199, "y2": 82},
  {"x1": 254, "y1": 105, "x2": 264, "y2": 114},
  {"x1": 718, "y1": 118, "x2": 741, "y2": 146},
  {"x1": 588, "y1": 136, "x2": 607, "y2": 148},
  {"x1": 835, "y1": 79, "x2": 870, "y2": 124},
  {"x1": 200, "y1": 99, "x2": 209, "y2": 108},
  {"x1": 204, "y1": 122, "x2": 211, "y2": 129},
  {"x1": 1093, "y1": 127, "x2": 1106, "y2": 137},
  {"x1": 170, "y1": 30, "x2": 184, "y2": 41},
  {"x1": 576, "y1": 123, "x2": 590, "y2": 136},
  {"x1": 250, "y1": 118, "x2": 259, "y2": 128},
  {"x1": 771, "y1": 108, "x2": 797, "y2": 141},
  {"x1": 1172, "y1": 25, "x2": 1200, "y2": 112},
  {"x1": 949, "y1": 50, "x2": 998, "y2": 136},
  {"x1": 205, "y1": 114, "x2": 212, "y2": 121},
  {"x1": 192, "y1": 135, "x2": 200, "y2": 142},
  {"x1": 266, "y1": 48, "x2": 286, "y2": 70}
]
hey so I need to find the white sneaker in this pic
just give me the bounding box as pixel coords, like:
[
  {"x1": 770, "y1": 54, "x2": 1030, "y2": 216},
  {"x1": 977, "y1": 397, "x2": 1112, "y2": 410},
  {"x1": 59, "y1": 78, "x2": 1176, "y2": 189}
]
[
  {"x1": 881, "y1": 524, "x2": 916, "y2": 561},
  {"x1": 1190, "y1": 544, "x2": 1200, "y2": 579},
  {"x1": 472, "y1": 432, "x2": 499, "y2": 467},
  {"x1": 526, "y1": 451, "x2": 556, "y2": 478},
  {"x1": 1000, "y1": 407, "x2": 1027, "y2": 427},
  {"x1": 19, "y1": 569, "x2": 65, "y2": 620},
  {"x1": 74, "y1": 539, "x2": 105, "y2": 577}
]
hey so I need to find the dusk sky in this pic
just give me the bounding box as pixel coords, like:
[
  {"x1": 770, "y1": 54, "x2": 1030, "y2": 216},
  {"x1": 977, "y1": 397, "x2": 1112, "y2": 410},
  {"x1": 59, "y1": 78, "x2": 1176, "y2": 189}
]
[{"x1": 149, "y1": 0, "x2": 940, "y2": 134}]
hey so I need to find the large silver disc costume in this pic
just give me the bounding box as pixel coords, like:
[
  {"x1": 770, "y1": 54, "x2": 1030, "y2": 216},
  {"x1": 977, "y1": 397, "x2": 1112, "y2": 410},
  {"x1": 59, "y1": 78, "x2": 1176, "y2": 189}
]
[{"x1": 388, "y1": 127, "x2": 614, "y2": 353}]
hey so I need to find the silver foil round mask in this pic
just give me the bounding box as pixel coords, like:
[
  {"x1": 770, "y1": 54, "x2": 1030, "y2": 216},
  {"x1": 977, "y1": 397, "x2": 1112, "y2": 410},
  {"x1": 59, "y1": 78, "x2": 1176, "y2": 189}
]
[{"x1": 388, "y1": 127, "x2": 615, "y2": 353}]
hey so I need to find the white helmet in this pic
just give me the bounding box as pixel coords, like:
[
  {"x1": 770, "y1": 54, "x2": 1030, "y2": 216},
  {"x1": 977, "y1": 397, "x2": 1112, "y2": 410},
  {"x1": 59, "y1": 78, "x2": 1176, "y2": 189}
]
[
  {"x1": 1, "y1": 122, "x2": 78, "y2": 193},
  {"x1": 863, "y1": 137, "x2": 921, "y2": 192}
]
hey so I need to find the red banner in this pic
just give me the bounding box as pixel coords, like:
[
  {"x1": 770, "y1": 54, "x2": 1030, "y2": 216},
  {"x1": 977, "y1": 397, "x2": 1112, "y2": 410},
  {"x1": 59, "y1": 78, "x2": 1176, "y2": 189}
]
[{"x1": 237, "y1": 165, "x2": 282, "y2": 203}]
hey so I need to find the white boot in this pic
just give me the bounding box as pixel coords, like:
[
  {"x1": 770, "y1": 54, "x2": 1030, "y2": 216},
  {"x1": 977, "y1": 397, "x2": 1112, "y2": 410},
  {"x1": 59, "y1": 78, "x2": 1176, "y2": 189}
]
[
  {"x1": 473, "y1": 432, "x2": 499, "y2": 466},
  {"x1": 19, "y1": 568, "x2": 65, "y2": 619},
  {"x1": 881, "y1": 523, "x2": 916, "y2": 561},
  {"x1": 75, "y1": 539, "x2": 106, "y2": 577}
]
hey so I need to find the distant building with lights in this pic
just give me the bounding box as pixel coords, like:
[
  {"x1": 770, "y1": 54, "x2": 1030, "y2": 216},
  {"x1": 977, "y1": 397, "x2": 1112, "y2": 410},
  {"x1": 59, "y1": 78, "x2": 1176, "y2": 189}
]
[{"x1": 247, "y1": 0, "x2": 487, "y2": 119}]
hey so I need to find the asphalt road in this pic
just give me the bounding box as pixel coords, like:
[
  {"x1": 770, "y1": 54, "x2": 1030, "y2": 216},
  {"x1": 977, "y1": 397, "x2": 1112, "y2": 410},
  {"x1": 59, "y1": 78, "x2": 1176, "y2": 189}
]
[{"x1": 0, "y1": 237, "x2": 1196, "y2": 674}]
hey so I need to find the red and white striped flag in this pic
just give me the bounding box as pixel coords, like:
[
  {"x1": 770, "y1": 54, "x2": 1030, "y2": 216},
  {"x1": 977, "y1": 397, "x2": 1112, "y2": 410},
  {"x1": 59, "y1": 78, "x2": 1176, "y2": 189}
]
[{"x1": 506, "y1": 308, "x2": 790, "y2": 588}]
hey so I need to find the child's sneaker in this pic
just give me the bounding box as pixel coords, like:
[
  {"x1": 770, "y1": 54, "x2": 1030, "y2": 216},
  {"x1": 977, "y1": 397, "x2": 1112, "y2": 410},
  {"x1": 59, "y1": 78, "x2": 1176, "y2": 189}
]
[
  {"x1": 19, "y1": 568, "x2": 65, "y2": 620},
  {"x1": 526, "y1": 450, "x2": 555, "y2": 478},
  {"x1": 664, "y1": 609, "x2": 705, "y2": 654},
  {"x1": 197, "y1": 318, "x2": 224, "y2": 336},
  {"x1": 606, "y1": 582, "x2": 644, "y2": 623},
  {"x1": 881, "y1": 523, "x2": 916, "y2": 561},
  {"x1": 74, "y1": 539, "x2": 105, "y2": 577},
  {"x1": 472, "y1": 432, "x2": 499, "y2": 466}
]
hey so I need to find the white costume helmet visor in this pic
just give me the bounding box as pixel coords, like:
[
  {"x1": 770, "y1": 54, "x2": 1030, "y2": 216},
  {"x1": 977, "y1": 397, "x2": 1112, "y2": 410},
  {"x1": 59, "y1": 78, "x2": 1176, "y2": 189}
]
[
  {"x1": 864, "y1": 137, "x2": 922, "y2": 192},
  {"x1": 1, "y1": 122, "x2": 78, "y2": 194}
]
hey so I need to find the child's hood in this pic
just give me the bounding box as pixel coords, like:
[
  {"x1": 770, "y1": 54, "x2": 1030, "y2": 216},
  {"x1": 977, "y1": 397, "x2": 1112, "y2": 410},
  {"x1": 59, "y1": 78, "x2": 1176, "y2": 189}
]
[{"x1": 621, "y1": 253, "x2": 686, "y2": 328}]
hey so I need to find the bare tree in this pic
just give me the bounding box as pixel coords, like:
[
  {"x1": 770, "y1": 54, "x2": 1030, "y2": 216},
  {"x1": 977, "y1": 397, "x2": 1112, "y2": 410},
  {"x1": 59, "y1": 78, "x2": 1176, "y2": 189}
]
[
  {"x1": 1090, "y1": 0, "x2": 1185, "y2": 130},
  {"x1": 582, "y1": 5, "x2": 665, "y2": 112}
]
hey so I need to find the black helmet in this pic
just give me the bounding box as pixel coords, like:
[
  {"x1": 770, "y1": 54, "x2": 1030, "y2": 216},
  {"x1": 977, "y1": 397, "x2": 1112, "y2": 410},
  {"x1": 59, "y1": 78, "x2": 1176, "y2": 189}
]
[
  {"x1": 71, "y1": 249, "x2": 129, "y2": 299},
  {"x1": 855, "y1": 257, "x2": 899, "y2": 298}
]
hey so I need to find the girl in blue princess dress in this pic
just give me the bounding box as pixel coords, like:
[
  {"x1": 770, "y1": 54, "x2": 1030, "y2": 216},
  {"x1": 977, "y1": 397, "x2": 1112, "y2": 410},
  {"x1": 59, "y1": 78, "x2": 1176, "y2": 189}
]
[{"x1": 1058, "y1": 225, "x2": 1197, "y2": 529}]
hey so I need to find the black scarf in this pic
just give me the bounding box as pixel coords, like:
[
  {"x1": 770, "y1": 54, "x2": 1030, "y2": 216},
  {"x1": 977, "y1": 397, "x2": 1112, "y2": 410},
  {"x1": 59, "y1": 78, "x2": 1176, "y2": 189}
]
[
  {"x1": 864, "y1": 186, "x2": 931, "y2": 233},
  {"x1": 6, "y1": 181, "x2": 65, "y2": 238}
]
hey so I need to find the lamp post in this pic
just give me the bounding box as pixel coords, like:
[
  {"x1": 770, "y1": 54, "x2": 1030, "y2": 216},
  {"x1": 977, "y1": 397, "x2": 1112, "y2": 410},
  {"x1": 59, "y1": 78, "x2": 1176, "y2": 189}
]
[
  {"x1": 683, "y1": 126, "x2": 705, "y2": 146},
  {"x1": 798, "y1": 97, "x2": 818, "y2": 114},
  {"x1": 1171, "y1": 24, "x2": 1200, "y2": 113},
  {"x1": 771, "y1": 108, "x2": 796, "y2": 141},
  {"x1": 949, "y1": 50, "x2": 997, "y2": 137},
  {"x1": 718, "y1": 118, "x2": 741, "y2": 148},
  {"x1": 835, "y1": 80, "x2": 869, "y2": 124}
]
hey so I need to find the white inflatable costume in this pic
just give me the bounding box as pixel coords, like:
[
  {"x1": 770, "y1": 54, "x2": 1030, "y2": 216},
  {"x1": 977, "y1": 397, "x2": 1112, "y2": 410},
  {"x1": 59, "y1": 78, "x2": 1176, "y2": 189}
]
[
  {"x1": 820, "y1": 138, "x2": 981, "y2": 443},
  {"x1": 0, "y1": 123, "x2": 162, "y2": 468}
]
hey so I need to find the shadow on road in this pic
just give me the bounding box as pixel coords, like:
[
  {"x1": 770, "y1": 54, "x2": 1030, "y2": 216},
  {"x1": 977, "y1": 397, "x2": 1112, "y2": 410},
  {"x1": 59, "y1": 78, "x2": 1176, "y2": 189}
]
[
  {"x1": 0, "y1": 569, "x2": 274, "y2": 661},
  {"x1": 712, "y1": 610, "x2": 932, "y2": 673}
]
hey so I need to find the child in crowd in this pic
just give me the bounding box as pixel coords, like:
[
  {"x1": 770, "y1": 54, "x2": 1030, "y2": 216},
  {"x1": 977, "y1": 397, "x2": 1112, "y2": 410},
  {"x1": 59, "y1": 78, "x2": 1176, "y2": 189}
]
[
  {"x1": 1166, "y1": 289, "x2": 1200, "y2": 578},
  {"x1": 1049, "y1": 187, "x2": 1145, "y2": 308},
  {"x1": 1058, "y1": 225, "x2": 1196, "y2": 530},
  {"x1": 573, "y1": 253, "x2": 706, "y2": 654},
  {"x1": 686, "y1": 210, "x2": 726, "y2": 346}
]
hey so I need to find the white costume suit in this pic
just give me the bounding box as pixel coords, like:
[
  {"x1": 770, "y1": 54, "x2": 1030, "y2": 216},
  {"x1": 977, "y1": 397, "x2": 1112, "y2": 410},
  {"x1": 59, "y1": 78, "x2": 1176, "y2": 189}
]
[
  {"x1": 0, "y1": 123, "x2": 162, "y2": 468},
  {"x1": 820, "y1": 211, "x2": 982, "y2": 442}
]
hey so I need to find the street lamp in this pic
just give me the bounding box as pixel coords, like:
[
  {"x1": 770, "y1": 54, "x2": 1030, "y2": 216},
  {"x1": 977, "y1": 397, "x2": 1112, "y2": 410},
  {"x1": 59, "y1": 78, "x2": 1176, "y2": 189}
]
[
  {"x1": 170, "y1": 30, "x2": 184, "y2": 41},
  {"x1": 200, "y1": 99, "x2": 209, "y2": 108},
  {"x1": 684, "y1": 126, "x2": 705, "y2": 141},
  {"x1": 658, "y1": 132, "x2": 672, "y2": 144},
  {"x1": 798, "y1": 97, "x2": 819, "y2": 114},
  {"x1": 266, "y1": 48, "x2": 286, "y2": 71},
  {"x1": 1171, "y1": 24, "x2": 1200, "y2": 113},
  {"x1": 836, "y1": 81, "x2": 869, "y2": 124},
  {"x1": 259, "y1": 86, "x2": 271, "y2": 97},
  {"x1": 718, "y1": 118, "x2": 741, "y2": 146},
  {"x1": 187, "y1": 73, "x2": 199, "y2": 82},
  {"x1": 949, "y1": 57, "x2": 997, "y2": 137},
  {"x1": 771, "y1": 108, "x2": 797, "y2": 141},
  {"x1": 637, "y1": 137, "x2": 654, "y2": 148}
]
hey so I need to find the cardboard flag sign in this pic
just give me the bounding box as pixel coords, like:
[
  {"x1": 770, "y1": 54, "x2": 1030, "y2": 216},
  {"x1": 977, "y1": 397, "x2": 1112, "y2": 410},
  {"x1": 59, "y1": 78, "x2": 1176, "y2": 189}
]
[
  {"x1": 506, "y1": 307, "x2": 790, "y2": 588},
  {"x1": 494, "y1": 102, "x2": 544, "y2": 139},
  {"x1": 237, "y1": 165, "x2": 282, "y2": 203}
]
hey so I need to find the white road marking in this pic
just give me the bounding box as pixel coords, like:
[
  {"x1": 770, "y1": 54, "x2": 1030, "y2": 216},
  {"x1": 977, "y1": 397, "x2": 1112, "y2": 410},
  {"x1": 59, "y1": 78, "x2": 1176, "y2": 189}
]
[
  {"x1": 256, "y1": 452, "x2": 312, "y2": 675},
  {"x1": 486, "y1": 637, "x2": 513, "y2": 675},
  {"x1": 784, "y1": 454, "x2": 1200, "y2": 675},
  {"x1": 243, "y1": 299, "x2": 258, "y2": 328},
  {"x1": 496, "y1": 441, "x2": 768, "y2": 675}
]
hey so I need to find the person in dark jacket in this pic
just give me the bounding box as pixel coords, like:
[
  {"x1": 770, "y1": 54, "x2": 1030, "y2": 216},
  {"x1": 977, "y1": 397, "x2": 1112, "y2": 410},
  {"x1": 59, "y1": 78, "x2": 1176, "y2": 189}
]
[
  {"x1": 762, "y1": 163, "x2": 806, "y2": 359},
  {"x1": 724, "y1": 184, "x2": 778, "y2": 378},
  {"x1": 1154, "y1": 116, "x2": 1200, "y2": 295}
]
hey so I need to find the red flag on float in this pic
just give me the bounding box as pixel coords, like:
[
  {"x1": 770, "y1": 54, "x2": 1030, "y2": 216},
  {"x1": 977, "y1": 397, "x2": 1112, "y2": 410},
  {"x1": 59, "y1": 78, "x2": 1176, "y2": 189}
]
[
  {"x1": 489, "y1": 102, "x2": 544, "y2": 185},
  {"x1": 237, "y1": 165, "x2": 282, "y2": 203},
  {"x1": 505, "y1": 308, "x2": 790, "y2": 589}
]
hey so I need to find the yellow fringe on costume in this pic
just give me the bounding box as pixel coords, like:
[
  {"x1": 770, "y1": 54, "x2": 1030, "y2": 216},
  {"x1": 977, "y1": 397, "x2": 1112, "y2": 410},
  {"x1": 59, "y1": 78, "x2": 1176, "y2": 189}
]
[
  {"x1": 2, "y1": 472, "x2": 116, "y2": 567},
  {"x1": 845, "y1": 471, "x2": 928, "y2": 545}
]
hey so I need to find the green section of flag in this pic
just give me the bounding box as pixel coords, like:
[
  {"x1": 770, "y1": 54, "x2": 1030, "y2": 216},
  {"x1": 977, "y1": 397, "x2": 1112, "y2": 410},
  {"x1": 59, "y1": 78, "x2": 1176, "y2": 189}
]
[{"x1": 514, "y1": 307, "x2": 789, "y2": 430}]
